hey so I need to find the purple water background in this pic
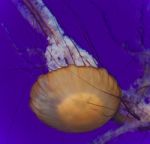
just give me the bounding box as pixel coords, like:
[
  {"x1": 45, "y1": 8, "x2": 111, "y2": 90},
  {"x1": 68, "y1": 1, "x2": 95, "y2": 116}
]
[{"x1": 0, "y1": 0, "x2": 150, "y2": 144}]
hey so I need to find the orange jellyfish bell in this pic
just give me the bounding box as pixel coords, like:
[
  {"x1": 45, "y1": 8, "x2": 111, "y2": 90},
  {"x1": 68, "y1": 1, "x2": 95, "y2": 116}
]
[{"x1": 30, "y1": 65, "x2": 121, "y2": 132}]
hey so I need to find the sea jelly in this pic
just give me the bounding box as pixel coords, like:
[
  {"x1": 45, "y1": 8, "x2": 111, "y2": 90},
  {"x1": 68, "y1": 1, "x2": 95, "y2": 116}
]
[{"x1": 13, "y1": 0, "x2": 121, "y2": 133}]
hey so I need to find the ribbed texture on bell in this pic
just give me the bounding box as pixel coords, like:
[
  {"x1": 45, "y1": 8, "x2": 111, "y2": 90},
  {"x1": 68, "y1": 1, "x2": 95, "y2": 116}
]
[{"x1": 30, "y1": 65, "x2": 121, "y2": 132}]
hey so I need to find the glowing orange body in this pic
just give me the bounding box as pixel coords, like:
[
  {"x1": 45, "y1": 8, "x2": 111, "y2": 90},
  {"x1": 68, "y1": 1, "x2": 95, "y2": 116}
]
[{"x1": 30, "y1": 65, "x2": 121, "y2": 132}]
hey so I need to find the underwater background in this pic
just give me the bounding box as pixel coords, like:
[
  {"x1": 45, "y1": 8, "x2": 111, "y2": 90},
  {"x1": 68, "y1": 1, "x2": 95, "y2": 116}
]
[{"x1": 0, "y1": 0, "x2": 150, "y2": 144}]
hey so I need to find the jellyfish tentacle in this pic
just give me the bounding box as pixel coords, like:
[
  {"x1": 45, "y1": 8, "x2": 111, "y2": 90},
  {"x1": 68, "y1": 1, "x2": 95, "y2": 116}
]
[
  {"x1": 13, "y1": 0, "x2": 98, "y2": 70},
  {"x1": 12, "y1": 0, "x2": 43, "y2": 34},
  {"x1": 13, "y1": 0, "x2": 64, "y2": 38},
  {"x1": 28, "y1": 0, "x2": 64, "y2": 36},
  {"x1": 91, "y1": 121, "x2": 142, "y2": 144},
  {"x1": 23, "y1": 0, "x2": 88, "y2": 67}
]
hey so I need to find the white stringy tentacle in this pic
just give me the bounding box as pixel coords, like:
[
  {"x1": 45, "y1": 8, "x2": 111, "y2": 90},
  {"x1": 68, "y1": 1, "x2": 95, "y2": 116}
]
[
  {"x1": 29, "y1": 0, "x2": 64, "y2": 35},
  {"x1": 12, "y1": 0, "x2": 43, "y2": 34},
  {"x1": 92, "y1": 121, "x2": 142, "y2": 144},
  {"x1": 13, "y1": 0, "x2": 98, "y2": 70}
]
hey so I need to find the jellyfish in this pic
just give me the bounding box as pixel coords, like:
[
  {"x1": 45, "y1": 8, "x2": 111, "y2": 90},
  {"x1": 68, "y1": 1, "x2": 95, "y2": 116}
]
[
  {"x1": 13, "y1": 0, "x2": 121, "y2": 133},
  {"x1": 12, "y1": 0, "x2": 150, "y2": 143}
]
